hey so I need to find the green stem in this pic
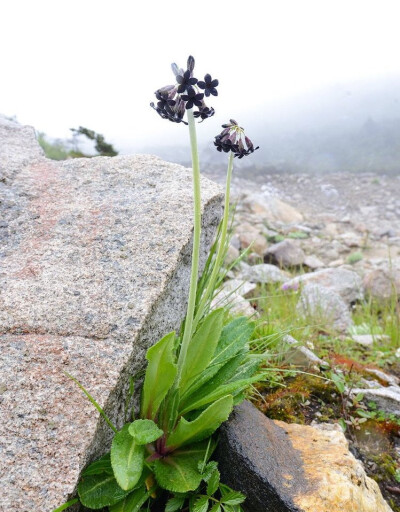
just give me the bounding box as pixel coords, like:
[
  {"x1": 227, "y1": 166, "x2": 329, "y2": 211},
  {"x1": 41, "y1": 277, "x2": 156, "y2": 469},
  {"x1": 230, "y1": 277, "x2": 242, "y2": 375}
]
[
  {"x1": 193, "y1": 151, "x2": 234, "y2": 329},
  {"x1": 177, "y1": 109, "x2": 202, "y2": 378}
]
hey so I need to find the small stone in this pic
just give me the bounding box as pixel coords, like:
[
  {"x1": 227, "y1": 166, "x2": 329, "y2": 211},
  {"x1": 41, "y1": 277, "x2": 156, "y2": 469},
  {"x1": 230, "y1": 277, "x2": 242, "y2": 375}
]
[
  {"x1": 283, "y1": 267, "x2": 364, "y2": 305},
  {"x1": 283, "y1": 334, "x2": 328, "y2": 370},
  {"x1": 363, "y1": 265, "x2": 400, "y2": 300},
  {"x1": 304, "y1": 255, "x2": 325, "y2": 270},
  {"x1": 211, "y1": 290, "x2": 257, "y2": 318},
  {"x1": 224, "y1": 244, "x2": 240, "y2": 266},
  {"x1": 242, "y1": 193, "x2": 303, "y2": 223},
  {"x1": 234, "y1": 222, "x2": 268, "y2": 256},
  {"x1": 351, "y1": 386, "x2": 400, "y2": 416},
  {"x1": 221, "y1": 279, "x2": 257, "y2": 298},
  {"x1": 239, "y1": 263, "x2": 288, "y2": 284},
  {"x1": 297, "y1": 283, "x2": 353, "y2": 332},
  {"x1": 265, "y1": 239, "x2": 305, "y2": 267},
  {"x1": 329, "y1": 258, "x2": 345, "y2": 267},
  {"x1": 364, "y1": 367, "x2": 399, "y2": 387},
  {"x1": 351, "y1": 334, "x2": 390, "y2": 347}
]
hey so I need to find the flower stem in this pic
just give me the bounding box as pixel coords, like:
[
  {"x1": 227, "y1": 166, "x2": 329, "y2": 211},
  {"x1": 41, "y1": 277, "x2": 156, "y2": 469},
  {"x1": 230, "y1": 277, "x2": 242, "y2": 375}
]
[
  {"x1": 177, "y1": 108, "x2": 201, "y2": 378},
  {"x1": 193, "y1": 151, "x2": 234, "y2": 329}
]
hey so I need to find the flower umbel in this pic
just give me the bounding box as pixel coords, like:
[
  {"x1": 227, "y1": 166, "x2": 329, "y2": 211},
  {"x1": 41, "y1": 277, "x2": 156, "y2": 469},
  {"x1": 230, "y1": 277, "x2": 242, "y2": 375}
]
[
  {"x1": 151, "y1": 56, "x2": 217, "y2": 124},
  {"x1": 214, "y1": 119, "x2": 259, "y2": 158}
]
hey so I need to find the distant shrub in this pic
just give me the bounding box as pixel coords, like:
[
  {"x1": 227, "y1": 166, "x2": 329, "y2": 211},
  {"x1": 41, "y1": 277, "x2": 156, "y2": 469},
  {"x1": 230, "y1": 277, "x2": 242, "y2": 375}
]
[{"x1": 37, "y1": 127, "x2": 118, "y2": 161}]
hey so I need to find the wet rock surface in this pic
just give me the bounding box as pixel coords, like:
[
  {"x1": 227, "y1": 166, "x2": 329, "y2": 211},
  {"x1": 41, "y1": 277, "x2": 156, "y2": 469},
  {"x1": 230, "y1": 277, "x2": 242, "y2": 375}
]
[
  {"x1": 0, "y1": 118, "x2": 223, "y2": 512},
  {"x1": 218, "y1": 401, "x2": 392, "y2": 512}
]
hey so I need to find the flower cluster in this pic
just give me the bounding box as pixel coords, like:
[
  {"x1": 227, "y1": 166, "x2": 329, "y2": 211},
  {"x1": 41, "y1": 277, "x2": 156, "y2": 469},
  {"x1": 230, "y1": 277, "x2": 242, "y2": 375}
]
[
  {"x1": 214, "y1": 120, "x2": 259, "y2": 158},
  {"x1": 150, "y1": 56, "x2": 217, "y2": 125}
]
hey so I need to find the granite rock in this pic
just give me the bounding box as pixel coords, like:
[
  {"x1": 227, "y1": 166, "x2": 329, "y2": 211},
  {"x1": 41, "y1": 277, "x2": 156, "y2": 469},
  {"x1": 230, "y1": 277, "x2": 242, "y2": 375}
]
[{"x1": 0, "y1": 119, "x2": 223, "y2": 511}]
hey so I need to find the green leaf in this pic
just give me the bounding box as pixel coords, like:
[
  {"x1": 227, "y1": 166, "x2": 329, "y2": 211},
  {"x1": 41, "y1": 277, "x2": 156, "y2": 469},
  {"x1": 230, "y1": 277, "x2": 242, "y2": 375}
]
[
  {"x1": 180, "y1": 353, "x2": 246, "y2": 411},
  {"x1": 193, "y1": 496, "x2": 209, "y2": 512},
  {"x1": 128, "y1": 419, "x2": 164, "y2": 445},
  {"x1": 109, "y1": 486, "x2": 149, "y2": 512},
  {"x1": 162, "y1": 386, "x2": 180, "y2": 434},
  {"x1": 180, "y1": 362, "x2": 225, "y2": 401},
  {"x1": 212, "y1": 317, "x2": 254, "y2": 365},
  {"x1": 199, "y1": 460, "x2": 218, "y2": 482},
  {"x1": 167, "y1": 396, "x2": 233, "y2": 449},
  {"x1": 207, "y1": 469, "x2": 220, "y2": 496},
  {"x1": 228, "y1": 359, "x2": 261, "y2": 383},
  {"x1": 209, "y1": 505, "x2": 221, "y2": 512},
  {"x1": 111, "y1": 424, "x2": 145, "y2": 491},
  {"x1": 331, "y1": 373, "x2": 346, "y2": 394},
  {"x1": 78, "y1": 473, "x2": 130, "y2": 509},
  {"x1": 82, "y1": 452, "x2": 113, "y2": 476},
  {"x1": 165, "y1": 495, "x2": 186, "y2": 512},
  {"x1": 180, "y1": 309, "x2": 224, "y2": 393},
  {"x1": 220, "y1": 490, "x2": 245, "y2": 506},
  {"x1": 180, "y1": 375, "x2": 261, "y2": 415},
  {"x1": 154, "y1": 443, "x2": 207, "y2": 492},
  {"x1": 141, "y1": 332, "x2": 177, "y2": 420}
]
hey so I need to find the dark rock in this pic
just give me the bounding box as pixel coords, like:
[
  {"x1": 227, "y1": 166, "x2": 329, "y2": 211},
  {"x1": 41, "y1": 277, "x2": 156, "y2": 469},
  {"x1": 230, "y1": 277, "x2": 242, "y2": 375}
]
[
  {"x1": 217, "y1": 401, "x2": 308, "y2": 511},
  {"x1": 217, "y1": 401, "x2": 391, "y2": 512}
]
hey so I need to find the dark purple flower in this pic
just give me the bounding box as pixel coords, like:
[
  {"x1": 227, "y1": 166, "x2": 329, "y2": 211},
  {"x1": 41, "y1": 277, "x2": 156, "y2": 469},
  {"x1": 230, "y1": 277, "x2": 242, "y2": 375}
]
[
  {"x1": 214, "y1": 120, "x2": 259, "y2": 158},
  {"x1": 181, "y1": 86, "x2": 204, "y2": 110},
  {"x1": 198, "y1": 74, "x2": 219, "y2": 97},
  {"x1": 193, "y1": 104, "x2": 215, "y2": 122},
  {"x1": 155, "y1": 90, "x2": 176, "y2": 110},
  {"x1": 150, "y1": 99, "x2": 188, "y2": 125},
  {"x1": 176, "y1": 70, "x2": 198, "y2": 94}
]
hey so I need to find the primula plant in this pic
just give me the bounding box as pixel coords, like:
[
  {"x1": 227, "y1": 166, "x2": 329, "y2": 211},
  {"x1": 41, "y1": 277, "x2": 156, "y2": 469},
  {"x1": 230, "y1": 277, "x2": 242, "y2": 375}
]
[{"x1": 54, "y1": 56, "x2": 259, "y2": 512}]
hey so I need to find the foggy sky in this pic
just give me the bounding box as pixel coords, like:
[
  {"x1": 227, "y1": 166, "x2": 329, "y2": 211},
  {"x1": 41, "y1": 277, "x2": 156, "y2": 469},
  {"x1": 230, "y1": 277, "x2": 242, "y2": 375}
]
[{"x1": 1, "y1": 0, "x2": 400, "y2": 153}]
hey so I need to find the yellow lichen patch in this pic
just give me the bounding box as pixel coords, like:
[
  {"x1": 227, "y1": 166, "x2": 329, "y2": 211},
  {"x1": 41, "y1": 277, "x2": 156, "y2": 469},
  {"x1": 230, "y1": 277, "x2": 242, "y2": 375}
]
[{"x1": 274, "y1": 420, "x2": 392, "y2": 512}]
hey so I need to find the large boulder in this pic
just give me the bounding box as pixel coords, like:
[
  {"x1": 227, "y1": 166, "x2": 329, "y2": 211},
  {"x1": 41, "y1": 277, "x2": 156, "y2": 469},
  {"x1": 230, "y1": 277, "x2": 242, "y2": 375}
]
[
  {"x1": 217, "y1": 401, "x2": 391, "y2": 512},
  {"x1": 0, "y1": 118, "x2": 223, "y2": 511}
]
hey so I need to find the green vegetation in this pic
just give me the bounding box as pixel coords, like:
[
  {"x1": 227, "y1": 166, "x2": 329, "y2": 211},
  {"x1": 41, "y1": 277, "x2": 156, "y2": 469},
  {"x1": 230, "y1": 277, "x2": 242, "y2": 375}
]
[
  {"x1": 38, "y1": 126, "x2": 118, "y2": 160},
  {"x1": 346, "y1": 251, "x2": 363, "y2": 265},
  {"x1": 243, "y1": 275, "x2": 400, "y2": 510}
]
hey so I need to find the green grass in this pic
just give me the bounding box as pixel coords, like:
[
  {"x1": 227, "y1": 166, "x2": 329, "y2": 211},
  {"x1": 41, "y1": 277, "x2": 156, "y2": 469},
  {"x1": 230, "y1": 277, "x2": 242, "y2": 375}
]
[{"x1": 246, "y1": 280, "x2": 400, "y2": 373}]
